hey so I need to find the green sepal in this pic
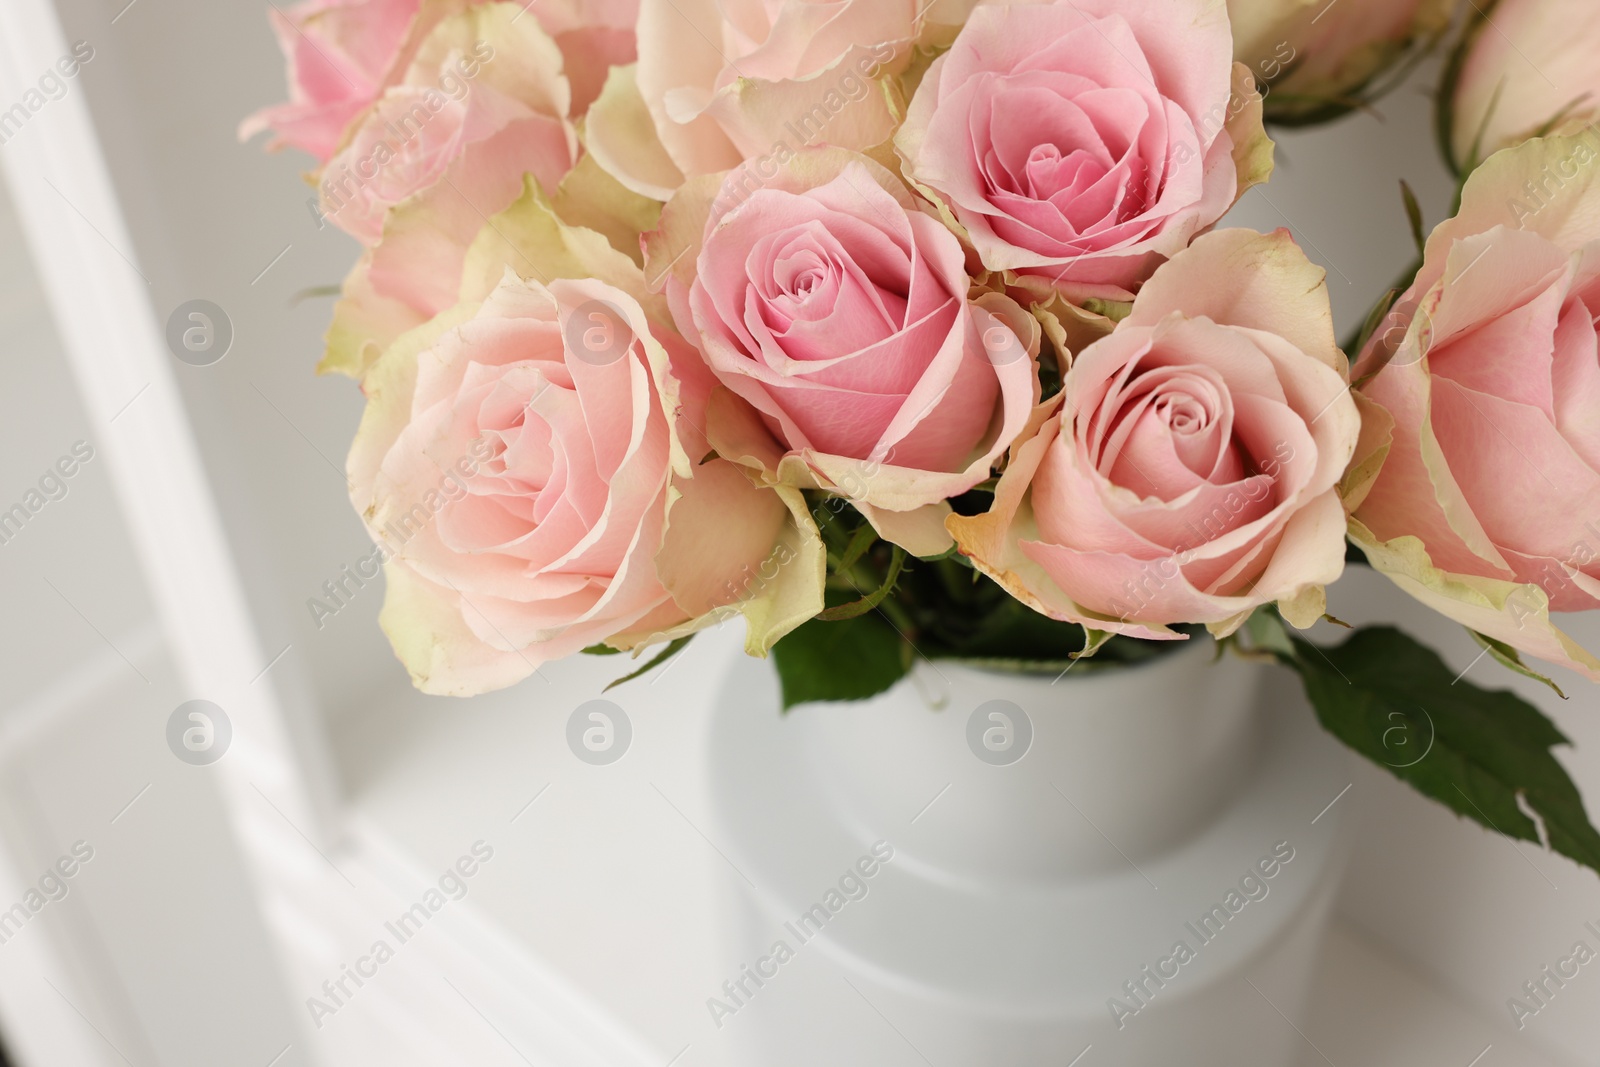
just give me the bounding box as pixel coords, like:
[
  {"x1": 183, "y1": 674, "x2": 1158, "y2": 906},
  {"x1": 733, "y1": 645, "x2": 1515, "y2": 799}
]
[
  {"x1": 1469, "y1": 629, "x2": 1568, "y2": 700},
  {"x1": 603, "y1": 636, "x2": 694, "y2": 691}
]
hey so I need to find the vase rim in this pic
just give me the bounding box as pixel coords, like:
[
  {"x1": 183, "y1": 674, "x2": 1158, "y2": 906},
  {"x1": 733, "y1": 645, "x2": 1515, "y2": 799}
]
[{"x1": 920, "y1": 635, "x2": 1209, "y2": 681}]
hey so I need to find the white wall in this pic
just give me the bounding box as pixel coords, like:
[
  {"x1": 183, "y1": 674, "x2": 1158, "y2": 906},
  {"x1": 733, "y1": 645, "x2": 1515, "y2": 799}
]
[{"x1": 0, "y1": 172, "x2": 309, "y2": 1063}]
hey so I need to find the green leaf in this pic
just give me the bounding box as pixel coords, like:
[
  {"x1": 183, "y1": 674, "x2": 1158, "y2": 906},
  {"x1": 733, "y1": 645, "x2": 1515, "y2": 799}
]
[
  {"x1": 1348, "y1": 288, "x2": 1396, "y2": 356},
  {"x1": 818, "y1": 546, "x2": 906, "y2": 622},
  {"x1": 1344, "y1": 252, "x2": 1422, "y2": 368},
  {"x1": 1470, "y1": 629, "x2": 1568, "y2": 699},
  {"x1": 1400, "y1": 180, "x2": 1425, "y2": 257},
  {"x1": 1345, "y1": 288, "x2": 1399, "y2": 359},
  {"x1": 582, "y1": 644, "x2": 624, "y2": 656},
  {"x1": 603, "y1": 636, "x2": 693, "y2": 691},
  {"x1": 290, "y1": 283, "x2": 343, "y2": 305},
  {"x1": 1434, "y1": 16, "x2": 1474, "y2": 176},
  {"x1": 1283, "y1": 626, "x2": 1600, "y2": 878},
  {"x1": 771, "y1": 613, "x2": 909, "y2": 709}
]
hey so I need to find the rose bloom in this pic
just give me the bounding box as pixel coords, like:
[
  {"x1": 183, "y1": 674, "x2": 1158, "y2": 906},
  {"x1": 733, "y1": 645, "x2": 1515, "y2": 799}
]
[
  {"x1": 586, "y1": 0, "x2": 927, "y2": 200},
  {"x1": 1451, "y1": 0, "x2": 1600, "y2": 165},
  {"x1": 950, "y1": 229, "x2": 1360, "y2": 638},
  {"x1": 347, "y1": 270, "x2": 816, "y2": 695},
  {"x1": 1351, "y1": 134, "x2": 1600, "y2": 681},
  {"x1": 656, "y1": 149, "x2": 1038, "y2": 556},
  {"x1": 895, "y1": 0, "x2": 1273, "y2": 302},
  {"x1": 241, "y1": 0, "x2": 420, "y2": 163},
  {"x1": 244, "y1": 0, "x2": 635, "y2": 162},
  {"x1": 312, "y1": 5, "x2": 580, "y2": 381},
  {"x1": 319, "y1": 44, "x2": 574, "y2": 248},
  {"x1": 536, "y1": 0, "x2": 640, "y2": 114},
  {"x1": 1229, "y1": 0, "x2": 1452, "y2": 125},
  {"x1": 320, "y1": 6, "x2": 576, "y2": 247}
]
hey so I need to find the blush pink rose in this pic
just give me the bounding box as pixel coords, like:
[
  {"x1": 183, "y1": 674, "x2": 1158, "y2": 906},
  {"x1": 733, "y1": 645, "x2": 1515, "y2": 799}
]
[
  {"x1": 245, "y1": 0, "x2": 630, "y2": 165},
  {"x1": 242, "y1": 0, "x2": 421, "y2": 163},
  {"x1": 951, "y1": 229, "x2": 1360, "y2": 638},
  {"x1": 1450, "y1": 0, "x2": 1600, "y2": 165},
  {"x1": 656, "y1": 149, "x2": 1038, "y2": 556},
  {"x1": 348, "y1": 271, "x2": 812, "y2": 694},
  {"x1": 320, "y1": 76, "x2": 574, "y2": 249},
  {"x1": 588, "y1": 0, "x2": 926, "y2": 199},
  {"x1": 1351, "y1": 134, "x2": 1600, "y2": 681},
  {"x1": 895, "y1": 0, "x2": 1272, "y2": 302},
  {"x1": 314, "y1": 4, "x2": 579, "y2": 374},
  {"x1": 536, "y1": 0, "x2": 640, "y2": 115},
  {"x1": 1230, "y1": 0, "x2": 1452, "y2": 125},
  {"x1": 319, "y1": 7, "x2": 576, "y2": 248}
]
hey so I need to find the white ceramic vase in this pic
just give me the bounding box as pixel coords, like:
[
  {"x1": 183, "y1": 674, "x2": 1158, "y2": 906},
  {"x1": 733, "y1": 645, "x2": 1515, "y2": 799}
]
[{"x1": 706, "y1": 643, "x2": 1352, "y2": 1066}]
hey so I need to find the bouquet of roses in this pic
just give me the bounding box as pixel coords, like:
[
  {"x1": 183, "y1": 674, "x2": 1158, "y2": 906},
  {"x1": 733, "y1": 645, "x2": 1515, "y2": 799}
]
[{"x1": 246, "y1": 0, "x2": 1600, "y2": 873}]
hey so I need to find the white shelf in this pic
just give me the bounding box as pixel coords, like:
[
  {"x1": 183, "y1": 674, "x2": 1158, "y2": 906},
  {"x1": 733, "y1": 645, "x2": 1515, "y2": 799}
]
[
  {"x1": 325, "y1": 626, "x2": 1576, "y2": 1066},
  {"x1": 1298, "y1": 924, "x2": 1570, "y2": 1067}
]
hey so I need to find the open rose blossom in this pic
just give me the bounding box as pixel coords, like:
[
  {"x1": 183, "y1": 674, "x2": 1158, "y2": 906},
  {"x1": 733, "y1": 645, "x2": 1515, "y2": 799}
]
[
  {"x1": 895, "y1": 0, "x2": 1273, "y2": 302},
  {"x1": 318, "y1": 8, "x2": 576, "y2": 247},
  {"x1": 585, "y1": 0, "x2": 923, "y2": 200},
  {"x1": 311, "y1": 5, "x2": 585, "y2": 380},
  {"x1": 322, "y1": 6, "x2": 576, "y2": 279},
  {"x1": 241, "y1": 0, "x2": 421, "y2": 163},
  {"x1": 536, "y1": 0, "x2": 641, "y2": 114},
  {"x1": 244, "y1": 0, "x2": 635, "y2": 163},
  {"x1": 950, "y1": 229, "x2": 1360, "y2": 638},
  {"x1": 1350, "y1": 134, "x2": 1600, "y2": 681},
  {"x1": 649, "y1": 149, "x2": 1039, "y2": 556},
  {"x1": 348, "y1": 270, "x2": 819, "y2": 695}
]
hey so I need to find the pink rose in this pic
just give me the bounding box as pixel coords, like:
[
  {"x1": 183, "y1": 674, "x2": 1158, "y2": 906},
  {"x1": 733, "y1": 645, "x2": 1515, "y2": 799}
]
[
  {"x1": 318, "y1": 42, "x2": 575, "y2": 247},
  {"x1": 950, "y1": 229, "x2": 1360, "y2": 638},
  {"x1": 319, "y1": 6, "x2": 578, "y2": 358},
  {"x1": 895, "y1": 0, "x2": 1272, "y2": 302},
  {"x1": 241, "y1": 0, "x2": 421, "y2": 163},
  {"x1": 1230, "y1": 0, "x2": 1452, "y2": 125},
  {"x1": 1450, "y1": 0, "x2": 1600, "y2": 165},
  {"x1": 245, "y1": 0, "x2": 632, "y2": 164},
  {"x1": 653, "y1": 149, "x2": 1038, "y2": 555},
  {"x1": 1351, "y1": 134, "x2": 1600, "y2": 681},
  {"x1": 536, "y1": 0, "x2": 640, "y2": 115},
  {"x1": 348, "y1": 271, "x2": 816, "y2": 695},
  {"x1": 586, "y1": 0, "x2": 925, "y2": 200},
  {"x1": 319, "y1": 6, "x2": 577, "y2": 246}
]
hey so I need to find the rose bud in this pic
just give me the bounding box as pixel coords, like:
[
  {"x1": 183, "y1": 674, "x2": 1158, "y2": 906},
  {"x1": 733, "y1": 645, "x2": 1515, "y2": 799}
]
[
  {"x1": 1230, "y1": 0, "x2": 1452, "y2": 126},
  {"x1": 1449, "y1": 0, "x2": 1600, "y2": 168}
]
